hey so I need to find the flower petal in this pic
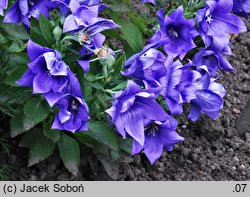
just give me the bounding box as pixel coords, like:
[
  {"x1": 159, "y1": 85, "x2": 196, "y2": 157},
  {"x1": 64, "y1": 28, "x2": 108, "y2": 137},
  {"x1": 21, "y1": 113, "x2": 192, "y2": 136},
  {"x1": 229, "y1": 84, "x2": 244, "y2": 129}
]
[{"x1": 144, "y1": 135, "x2": 163, "y2": 165}]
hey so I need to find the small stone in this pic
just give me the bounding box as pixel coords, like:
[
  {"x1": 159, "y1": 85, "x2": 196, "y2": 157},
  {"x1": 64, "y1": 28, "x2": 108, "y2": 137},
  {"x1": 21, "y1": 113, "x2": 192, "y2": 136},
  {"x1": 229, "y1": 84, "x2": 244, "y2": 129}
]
[
  {"x1": 233, "y1": 156, "x2": 239, "y2": 163},
  {"x1": 233, "y1": 108, "x2": 241, "y2": 114},
  {"x1": 29, "y1": 175, "x2": 37, "y2": 181},
  {"x1": 211, "y1": 165, "x2": 216, "y2": 170},
  {"x1": 238, "y1": 164, "x2": 246, "y2": 171},
  {"x1": 215, "y1": 150, "x2": 222, "y2": 156},
  {"x1": 182, "y1": 125, "x2": 187, "y2": 129}
]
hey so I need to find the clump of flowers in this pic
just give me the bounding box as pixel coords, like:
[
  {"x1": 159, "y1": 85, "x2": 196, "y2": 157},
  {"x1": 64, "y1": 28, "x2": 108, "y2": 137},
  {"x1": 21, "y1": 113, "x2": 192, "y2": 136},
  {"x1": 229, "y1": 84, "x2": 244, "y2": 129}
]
[
  {"x1": 107, "y1": 0, "x2": 247, "y2": 163},
  {"x1": 0, "y1": 0, "x2": 248, "y2": 171}
]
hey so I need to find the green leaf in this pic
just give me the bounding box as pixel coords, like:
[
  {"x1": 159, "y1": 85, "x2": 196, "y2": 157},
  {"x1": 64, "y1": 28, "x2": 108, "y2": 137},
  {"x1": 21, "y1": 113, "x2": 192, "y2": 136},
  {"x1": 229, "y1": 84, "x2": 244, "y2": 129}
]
[
  {"x1": 23, "y1": 98, "x2": 50, "y2": 131},
  {"x1": 87, "y1": 121, "x2": 119, "y2": 151},
  {"x1": 43, "y1": 120, "x2": 61, "y2": 143},
  {"x1": 7, "y1": 52, "x2": 29, "y2": 67},
  {"x1": 39, "y1": 15, "x2": 54, "y2": 45},
  {"x1": 4, "y1": 65, "x2": 27, "y2": 87},
  {"x1": 95, "y1": 144, "x2": 119, "y2": 180},
  {"x1": 28, "y1": 129, "x2": 55, "y2": 166},
  {"x1": 118, "y1": 138, "x2": 132, "y2": 154},
  {"x1": 10, "y1": 114, "x2": 26, "y2": 137},
  {"x1": 111, "y1": 81, "x2": 127, "y2": 91},
  {"x1": 113, "y1": 54, "x2": 125, "y2": 77},
  {"x1": 57, "y1": 133, "x2": 80, "y2": 176},
  {"x1": 30, "y1": 18, "x2": 48, "y2": 46},
  {"x1": 18, "y1": 128, "x2": 55, "y2": 166},
  {"x1": 119, "y1": 20, "x2": 144, "y2": 52},
  {"x1": 0, "y1": 23, "x2": 29, "y2": 40}
]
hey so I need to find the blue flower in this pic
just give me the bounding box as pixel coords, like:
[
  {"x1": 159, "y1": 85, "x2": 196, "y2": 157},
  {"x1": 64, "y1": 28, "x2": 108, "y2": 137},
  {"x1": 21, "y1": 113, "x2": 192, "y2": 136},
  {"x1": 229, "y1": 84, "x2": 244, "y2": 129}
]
[
  {"x1": 0, "y1": 0, "x2": 8, "y2": 16},
  {"x1": 132, "y1": 116, "x2": 184, "y2": 164},
  {"x1": 63, "y1": 3, "x2": 118, "y2": 33},
  {"x1": 16, "y1": 40, "x2": 72, "y2": 107},
  {"x1": 52, "y1": 72, "x2": 89, "y2": 133},
  {"x1": 233, "y1": 0, "x2": 250, "y2": 18},
  {"x1": 106, "y1": 81, "x2": 167, "y2": 146},
  {"x1": 122, "y1": 48, "x2": 167, "y2": 87},
  {"x1": 150, "y1": 6, "x2": 198, "y2": 58},
  {"x1": 196, "y1": 0, "x2": 246, "y2": 50},
  {"x1": 188, "y1": 66, "x2": 226, "y2": 121},
  {"x1": 3, "y1": 0, "x2": 55, "y2": 28},
  {"x1": 159, "y1": 58, "x2": 201, "y2": 115},
  {"x1": 141, "y1": 0, "x2": 155, "y2": 5},
  {"x1": 52, "y1": 0, "x2": 105, "y2": 16},
  {"x1": 193, "y1": 46, "x2": 234, "y2": 76}
]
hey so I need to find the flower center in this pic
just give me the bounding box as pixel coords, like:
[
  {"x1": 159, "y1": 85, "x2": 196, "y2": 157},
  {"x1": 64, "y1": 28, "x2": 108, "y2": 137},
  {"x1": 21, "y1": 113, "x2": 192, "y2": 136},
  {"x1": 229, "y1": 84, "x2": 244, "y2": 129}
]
[
  {"x1": 79, "y1": 32, "x2": 90, "y2": 44},
  {"x1": 204, "y1": 55, "x2": 216, "y2": 61},
  {"x1": 145, "y1": 123, "x2": 159, "y2": 137},
  {"x1": 70, "y1": 99, "x2": 79, "y2": 111},
  {"x1": 205, "y1": 15, "x2": 213, "y2": 24},
  {"x1": 168, "y1": 27, "x2": 178, "y2": 38},
  {"x1": 95, "y1": 46, "x2": 109, "y2": 58},
  {"x1": 28, "y1": 0, "x2": 35, "y2": 6}
]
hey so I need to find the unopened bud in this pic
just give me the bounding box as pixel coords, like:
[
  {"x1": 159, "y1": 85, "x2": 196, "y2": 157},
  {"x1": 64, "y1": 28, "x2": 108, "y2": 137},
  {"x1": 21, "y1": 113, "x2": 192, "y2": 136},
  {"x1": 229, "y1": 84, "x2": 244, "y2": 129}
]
[
  {"x1": 95, "y1": 46, "x2": 115, "y2": 68},
  {"x1": 53, "y1": 26, "x2": 62, "y2": 41}
]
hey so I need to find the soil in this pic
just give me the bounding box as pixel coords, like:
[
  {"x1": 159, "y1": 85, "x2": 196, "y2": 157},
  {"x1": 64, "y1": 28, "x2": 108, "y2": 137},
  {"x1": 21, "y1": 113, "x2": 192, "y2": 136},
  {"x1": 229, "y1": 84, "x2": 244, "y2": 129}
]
[{"x1": 1, "y1": 21, "x2": 250, "y2": 182}]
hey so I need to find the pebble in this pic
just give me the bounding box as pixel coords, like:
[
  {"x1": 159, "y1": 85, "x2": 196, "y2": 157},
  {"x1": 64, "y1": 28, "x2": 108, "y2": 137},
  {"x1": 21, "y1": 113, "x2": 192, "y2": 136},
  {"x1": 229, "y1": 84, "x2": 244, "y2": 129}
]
[
  {"x1": 233, "y1": 156, "x2": 239, "y2": 163},
  {"x1": 29, "y1": 175, "x2": 37, "y2": 181},
  {"x1": 233, "y1": 108, "x2": 241, "y2": 114},
  {"x1": 238, "y1": 164, "x2": 246, "y2": 171}
]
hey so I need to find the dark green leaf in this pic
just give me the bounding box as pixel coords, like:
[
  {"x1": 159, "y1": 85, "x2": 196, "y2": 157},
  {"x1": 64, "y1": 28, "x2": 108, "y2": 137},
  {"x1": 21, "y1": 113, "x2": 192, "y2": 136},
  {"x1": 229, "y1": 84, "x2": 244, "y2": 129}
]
[
  {"x1": 4, "y1": 65, "x2": 27, "y2": 87},
  {"x1": 39, "y1": 15, "x2": 54, "y2": 45},
  {"x1": 18, "y1": 128, "x2": 55, "y2": 166},
  {"x1": 10, "y1": 114, "x2": 26, "y2": 137},
  {"x1": 88, "y1": 121, "x2": 119, "y2": 151},
  {"x1": 119, "y1": 20, "x2": 144, "y2": 52},
  {"x1": 118, "y1": 138, "x2": 132, "y2": 154},
  {"x1": 28, "y1": 129, "x2": 55, "y2": 166},
  {"x1": 43, "y1": 120, "x2": 61, "y2": 143},
  {"x1": 0, "y1": 23, "x2": 29, "y2": 40},
  {"x1": 57, "y1": 133, "x2": 80, "y2": 176},
  {"x1": 95, "y1": 144, "x2": 119, "y2": 180},
  {"x1": 30, "y1": 18, "x2": 48, "y2": 46},
  {"x1": 113, "y1": 54, "x2": 125, "y2": 77},
  {"x1": 23, "y1": 98, "x2": 50, "y2": 131}
]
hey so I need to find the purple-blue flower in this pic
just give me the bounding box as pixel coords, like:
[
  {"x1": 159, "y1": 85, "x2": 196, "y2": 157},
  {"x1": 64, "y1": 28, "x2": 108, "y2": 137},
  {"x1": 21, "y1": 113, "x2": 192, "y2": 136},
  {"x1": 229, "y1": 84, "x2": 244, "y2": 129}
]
[
  {"x1": 141, "y1": 0, "x2": 155, "y2": 5},
  {"x1": 3, "y1": 0, "x2": 55, "y2": 28},
  {"x1": 63, "y1": 3, "x2": 118, "y2": 33},
  {"x1": 188, "y1": 66, "x2": 226, "y2": 121},
  {"x1": 52, "y1": 0, "x2": 104, "y2": 16},
  {"x1": 150, "y1": 6, "x2": 198, "y2": 58},
  {"x1": 193, "y1": 46, "x2": 234, "y2": 75},
  {"x1": 132, "y1": 116, "x2": 184, "y2": 164},
  {"x1": 122, "y1": 48, "x2": 166, "y2": 87},
  {"x1": 63, "y1": 3, "x2": 119, "y2": 56},
  {"x1": 233, "y1": 0, "x2": 250, "y2": 18},
  {"x1": 159, "y1": 58, "x2": 201, "y2": 115},
  {"x1": 196, "y1": 0, "x2": 246, "y2": 50},
  {"x1": 52, "y1": 72, "x2": 89, "y2": 133},
  {"x1": 16, "y1": 40, "x2": 71, "y2": 107},
  {"x1": 106, "y1": 80, "x2": 167, "y2": 146},
  {"x1": 0, "y1": 0, "x2": 8, "y2": 16}
]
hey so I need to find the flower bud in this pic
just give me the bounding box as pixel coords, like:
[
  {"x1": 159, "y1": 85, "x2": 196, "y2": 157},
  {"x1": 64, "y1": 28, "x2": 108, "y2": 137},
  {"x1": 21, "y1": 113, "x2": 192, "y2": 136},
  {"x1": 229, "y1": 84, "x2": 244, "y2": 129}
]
[
  {"x1": 95, "y1": 46, "x2": 115, "y2": 68},
  {"x1": 53, "y1": 26, "x2": 63, "y2": 41}
]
